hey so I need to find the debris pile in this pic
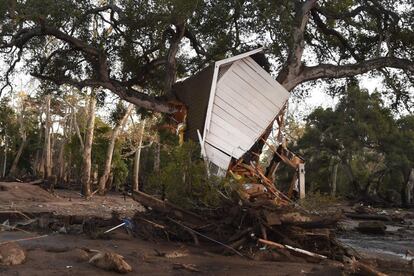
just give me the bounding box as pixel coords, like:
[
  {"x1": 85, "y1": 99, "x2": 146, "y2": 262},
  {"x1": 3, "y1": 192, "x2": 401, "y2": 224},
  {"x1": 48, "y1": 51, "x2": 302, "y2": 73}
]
[
  {"x1": 132, "y1": 190, "x2": 343, "y2": 262},
  {"x1": 229, "y1": 161, "x2": 292, "y2": 206}
]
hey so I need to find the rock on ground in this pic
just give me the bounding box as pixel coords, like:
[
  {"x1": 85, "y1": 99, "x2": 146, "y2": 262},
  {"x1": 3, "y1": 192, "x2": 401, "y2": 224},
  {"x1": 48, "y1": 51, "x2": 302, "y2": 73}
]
[
  {"x1": 356, "y1": 221, "x2": 386, "y2": 235},
  {"x1": 89, "y1": 251, "x2": 132, "y2": 273},
  {"x1": 0, "y1": 242, "x2": 26, "y2": 266}
]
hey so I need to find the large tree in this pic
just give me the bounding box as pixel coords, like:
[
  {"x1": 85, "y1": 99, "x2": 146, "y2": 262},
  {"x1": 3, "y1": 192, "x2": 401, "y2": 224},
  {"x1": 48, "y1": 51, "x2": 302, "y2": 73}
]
[
  {"x1": 295, "y1": 82, "x2": 414, "y2": 202},
  {"x1": 0, "y1": 0, "x2": 413, "y2": 112}
]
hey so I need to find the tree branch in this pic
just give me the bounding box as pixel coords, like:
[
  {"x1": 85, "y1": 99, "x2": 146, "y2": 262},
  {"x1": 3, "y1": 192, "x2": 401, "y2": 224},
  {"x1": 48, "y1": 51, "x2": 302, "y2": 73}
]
[
  {"x1": 0, "y1": 47, "x2": 22, "y2": 95},
  {"x1": 311, "y1": 9, "x2": 363, "y2": 61},
  {"x1": 2, "y1": 20, "x2": 176, "y2": 113},
  {"x1": 286, "y1": 57, "x2": 414, "y2": 90},
  {"x1": 277, "y1": 0, "x2": 317, "y2": 85},
  {"x1": 163, "y1": 22, "x2": 186, "y2": 95},
  {"x1": 184, "y1": 28, "x2": 207, "y2": 56},
  {"x1": 103, "y1": 82, "x2": 176, "y2": 114}
]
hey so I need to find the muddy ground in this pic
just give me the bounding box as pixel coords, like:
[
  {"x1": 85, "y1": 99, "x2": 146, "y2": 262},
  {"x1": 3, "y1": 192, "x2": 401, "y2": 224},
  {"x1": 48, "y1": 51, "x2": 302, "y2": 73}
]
[{"x1": 0, "y1": 181, "x2": 413, "y2": 275}]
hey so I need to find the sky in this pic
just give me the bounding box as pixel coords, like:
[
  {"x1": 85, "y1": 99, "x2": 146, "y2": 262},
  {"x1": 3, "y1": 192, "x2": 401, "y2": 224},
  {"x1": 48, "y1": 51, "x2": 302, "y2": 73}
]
[{"x1": 286, "y1": 74, "x2": 384, "y2": 122}]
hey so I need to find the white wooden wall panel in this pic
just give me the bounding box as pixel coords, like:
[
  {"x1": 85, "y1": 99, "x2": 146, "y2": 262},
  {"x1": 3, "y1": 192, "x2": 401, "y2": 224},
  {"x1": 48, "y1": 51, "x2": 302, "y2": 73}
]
[
  {"x1": 203, "y1": 53, "x2": 290, "y2": 170},
  {"x1": 205, "y1": 131, "x2": 246, "y2": 158},
  {"x1": 204, "y1": 143, "x2": 232, "y2": 170},
  {"x1": 220, "y1": 69, "x2": 279, "y2": 113},
  {"x1": 209, "y1": 119, "x2": 252, "y2": 149},
  {"x1": 242, "y1": 57, "x2": 289, "y2": 108},
  {"x1": 210, "y1": 111, "x2": 257, "y2": 139},
  {"x1": 213, "y1": 96, "x2": 265, "y2": 130},
  {"x1": 216, "y1": 84, "x2": 272, "y2": 123},
  {"x1": 210, "y1": 104, "x2": 259, "y2": 135}
]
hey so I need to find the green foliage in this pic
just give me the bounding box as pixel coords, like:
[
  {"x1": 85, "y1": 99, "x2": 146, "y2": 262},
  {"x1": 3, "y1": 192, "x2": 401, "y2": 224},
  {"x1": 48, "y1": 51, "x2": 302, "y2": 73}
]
[
  {"x1": 0, "y1": 95, "x2": 41, "y2": 176},
  {"x1": 298, "y1": 191, "x2": 339, "y2": 212},
  {"x1": 110, "y1": 101, "x2": 127, "y2": 126},
  {"x1": 1, "y1": 0, "x2": 413, "y2": 108},
  {"x1": 0, "y1": 97, "x2": 18, "y2": 146},
  {"x1": 65, "y1": 114, "x2": 129, "y2": 189},
  {"x1": 145, "y1": 141, "x2": 221, "y2": 209},
  {"x1": 295, "y1": 83, "x2": 414, "y2": 200},
  {"x1": 111, "y1": 144, "x2": 129, "y2": 191}
]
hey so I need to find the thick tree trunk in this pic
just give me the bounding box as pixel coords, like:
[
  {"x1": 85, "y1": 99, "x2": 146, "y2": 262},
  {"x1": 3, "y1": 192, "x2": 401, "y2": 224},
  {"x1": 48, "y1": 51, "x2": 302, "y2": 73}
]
[
  {"x1": 81, "y1": 93, "x2": 96, "y2": 198},
  {"x1": 331, "y1": 163, "x2": 338, "y2": 197},
  {"x1": 2, "y1": 133, "x2": 7, "y2": 178},
  {"x1": 132, "y1": 119, "x2": 146, "y2": 192},
  {"x1": 8, "y1": 133, "x2": 26, "y2": 177},
  {"x1": 405, "y1": 169, "x2": 414, "y2": 205},
  {"x1": 57, "y1": 113, "x2": 70, "y2": 185},
  {"x1": 8, "y1": 101, "x2": 27, "y2": 178},
  {"x1": 43, "y1": 95, "x2": 52, "y2": 179},
  {"x1": 72, "y1": 107, "x2": 84, "y2": 150},
  {"x1": 34, "y1": 113, "x2": 44, "y2": 177},
  {"x1": 98, "y1": 103, "x2": 133, "y2": 195},
  {"x1": 164, "y1": 22, "x2": 185, "y2": 95},
  {"x1": 57, "y1": 140, "x2": 65, "y2": 185},
  {"x1": 343, "y1": 161, "x2": 360, "y2": 195}
]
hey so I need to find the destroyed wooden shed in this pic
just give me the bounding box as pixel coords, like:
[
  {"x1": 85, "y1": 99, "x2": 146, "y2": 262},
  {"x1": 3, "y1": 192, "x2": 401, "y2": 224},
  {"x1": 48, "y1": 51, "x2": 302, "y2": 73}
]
[{"x1": 173, "y1": 48, "x2": 291, "y2": 174}]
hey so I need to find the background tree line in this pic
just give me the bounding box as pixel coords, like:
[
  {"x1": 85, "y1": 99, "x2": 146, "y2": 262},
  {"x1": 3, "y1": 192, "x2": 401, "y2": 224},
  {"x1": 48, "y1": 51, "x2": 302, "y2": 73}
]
[
  {"x1": 269, "y1": 82, "x2": 414, "y2": 206},
  {"x1": 1, "y1": 80, "x2": 412, "y2": 208},
  {"x1": 0, "y1": 88, "x2": 215, "y2": 207}
]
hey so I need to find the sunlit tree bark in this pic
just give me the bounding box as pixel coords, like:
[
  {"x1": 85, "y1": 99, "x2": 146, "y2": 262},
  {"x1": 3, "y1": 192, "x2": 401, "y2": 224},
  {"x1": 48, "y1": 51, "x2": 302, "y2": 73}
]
[
  {"x1": 98, "y1": 102, "x2": 134, "y2": 195},
  {"x1": 81, "y1": 92, "x2": 96, "y2": 197}
]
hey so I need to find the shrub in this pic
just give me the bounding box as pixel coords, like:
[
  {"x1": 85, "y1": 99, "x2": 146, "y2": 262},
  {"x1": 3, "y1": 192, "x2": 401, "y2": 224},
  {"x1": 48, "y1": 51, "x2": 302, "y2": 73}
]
[{"x1": 146, "y1": 141, "x2": 222, "y2": 209}]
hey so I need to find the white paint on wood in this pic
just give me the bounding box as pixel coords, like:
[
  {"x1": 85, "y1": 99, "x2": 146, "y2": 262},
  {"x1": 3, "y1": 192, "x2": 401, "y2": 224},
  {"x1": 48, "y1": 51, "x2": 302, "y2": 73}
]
[
  {"x1": 201, "y1": 48, "x2": 290, "y2": 171},
  {"x1": 203, "y1": 64, "x2": 220, "y2": 136},
  {"x1": 215, "y1": 47, "x2": 265, "y2": 67},
  {"x1": 204, "y1": 143, "x2": 232, "y2": 170}
]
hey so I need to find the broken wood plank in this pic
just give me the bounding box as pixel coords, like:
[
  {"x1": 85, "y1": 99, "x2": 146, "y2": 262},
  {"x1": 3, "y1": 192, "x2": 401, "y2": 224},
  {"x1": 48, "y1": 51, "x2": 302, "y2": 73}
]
[
  {"x1": 135, "y1": 217, "x2": 166, "y2": 229},
  {"x1": 173, "y1": 263, "x2": 200, "y2": 272},
  {"x1": 284, "y1": 244, "x2": 327, "y2": 260},
  {"x1": 258, "y1": 238, "x2": 327, "y2": 260},
  {"x1": 257, "y1": 238, "x2": 285, "y2": 249}
]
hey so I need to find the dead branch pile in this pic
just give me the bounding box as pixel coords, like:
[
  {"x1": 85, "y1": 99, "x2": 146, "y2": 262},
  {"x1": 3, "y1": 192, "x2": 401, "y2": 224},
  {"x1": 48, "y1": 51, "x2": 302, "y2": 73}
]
[
  {"x1": 130, "y1": 160, "x2": 389, "y2": 274},
  {"x1": 132, "y1": 191, "x2": 344, "y2": 262}
]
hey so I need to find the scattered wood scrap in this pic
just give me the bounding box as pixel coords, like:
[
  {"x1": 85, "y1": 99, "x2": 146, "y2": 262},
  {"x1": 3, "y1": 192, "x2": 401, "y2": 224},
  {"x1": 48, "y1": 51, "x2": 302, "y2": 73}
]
[{"x1": 172, "y1": 263, "x2": 200, "y2": 272}]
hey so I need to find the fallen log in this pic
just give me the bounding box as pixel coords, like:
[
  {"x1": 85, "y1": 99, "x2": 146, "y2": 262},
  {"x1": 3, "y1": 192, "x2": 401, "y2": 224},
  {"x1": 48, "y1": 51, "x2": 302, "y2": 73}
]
[
  {"x1": 28, "y1": 179, "x2": 44, "y2": 185},
  {"x1": 279, "y1": 211, "x2": 342, "y2": 228},
  {"x1": 345, "y1": 213, "x2": 392, "y2": 222},
  {"x1": 356, "y1": 221, "x2": 386, "y2": 235},
  {"x1": 132, "y1": 191, "x2": 205, "y2": 226},
  {"x1": 134, "y1": 217, "x2": 166, "y2": 229}
]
